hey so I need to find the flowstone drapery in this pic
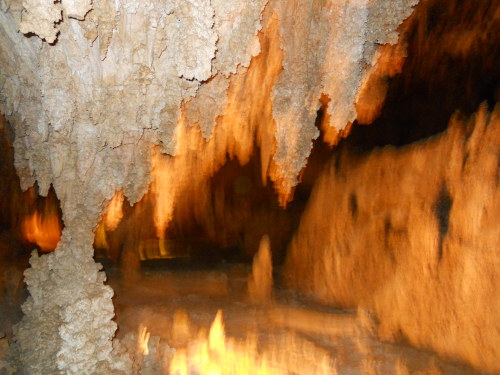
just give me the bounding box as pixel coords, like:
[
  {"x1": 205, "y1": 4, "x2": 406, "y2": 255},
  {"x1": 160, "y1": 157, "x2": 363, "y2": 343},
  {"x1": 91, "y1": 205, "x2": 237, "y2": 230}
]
[
  {"x1": 284, "y1": 106, "x2": 500, "y2": 373},
  {"x1": 0, "y1": 0, "x2": 417, "y2": 372}
]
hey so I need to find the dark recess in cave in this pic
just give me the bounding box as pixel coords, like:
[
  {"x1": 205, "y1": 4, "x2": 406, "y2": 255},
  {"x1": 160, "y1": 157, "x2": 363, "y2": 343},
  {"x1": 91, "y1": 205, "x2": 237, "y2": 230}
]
[
  {"x1": 344, "y1": 0, "x2": 499, "y2": 152},
  {"x1": 349, "y1": 192, "x2": 359, "y2": 219},
  {"x1": 0, "y1": 117, "x2": 65, "y2": 335},
  {"x1": 434, "y1": 185, "x2": 453, "y2": 262}
]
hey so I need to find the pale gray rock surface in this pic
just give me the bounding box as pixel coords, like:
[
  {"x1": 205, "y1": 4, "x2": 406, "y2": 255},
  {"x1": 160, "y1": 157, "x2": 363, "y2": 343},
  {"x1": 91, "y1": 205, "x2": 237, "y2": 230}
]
[
  {"x1": 62, "y1": 0, "x2": 92, "y2": 20},
  {"x1": 211, "y1": 0, "x2": 268, "y2": 77},
  {"x1": 185, "y1": 74, "x2": 229, "y2": 139},
  {"x1": 18, "y1": 0, "x2": 61, "y2": 43}
]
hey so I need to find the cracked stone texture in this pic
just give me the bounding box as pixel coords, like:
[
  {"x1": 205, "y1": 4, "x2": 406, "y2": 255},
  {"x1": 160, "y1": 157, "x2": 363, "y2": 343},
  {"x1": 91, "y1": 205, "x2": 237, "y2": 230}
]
[{"x1": 0, "y1": 0, "x2": 417, "y2": 373}]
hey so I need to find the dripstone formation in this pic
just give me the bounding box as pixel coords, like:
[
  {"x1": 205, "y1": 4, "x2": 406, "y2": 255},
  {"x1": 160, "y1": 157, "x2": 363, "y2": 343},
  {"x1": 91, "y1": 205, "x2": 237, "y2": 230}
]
[{"x1": 0, "y1": 0, "x2": 417, "y2": 373}]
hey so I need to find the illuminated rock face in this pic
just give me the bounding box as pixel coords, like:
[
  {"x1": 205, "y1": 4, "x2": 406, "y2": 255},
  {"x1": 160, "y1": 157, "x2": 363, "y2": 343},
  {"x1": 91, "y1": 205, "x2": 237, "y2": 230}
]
[
  {"x1": 0, "y1": 0, "x2": 417, "y2": 205},
  {"x1": 0, "y1": 0, "x2": 417, "y2": 373},
  {"x1": 284, "y1": 105, "x2": 500, "y2": 373},
  {"x1": 248, "y1": 235, "x2": 273, "y2": 304}
]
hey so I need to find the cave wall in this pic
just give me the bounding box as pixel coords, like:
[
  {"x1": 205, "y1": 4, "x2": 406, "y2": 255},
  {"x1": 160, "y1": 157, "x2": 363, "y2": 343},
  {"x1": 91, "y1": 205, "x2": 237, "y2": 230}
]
[
  {"x1": 0, "y1": 0, "x2": 418, "y2": 373},
  {"x1": 284, "y1": 105, "x2": 500, "y2": 373}
]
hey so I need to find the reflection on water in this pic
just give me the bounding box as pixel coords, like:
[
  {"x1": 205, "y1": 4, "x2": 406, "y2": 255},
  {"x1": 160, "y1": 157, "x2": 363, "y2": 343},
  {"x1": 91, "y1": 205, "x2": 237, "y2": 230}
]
[{"x1": 107, "y1": 263, "x2": 482, "y2": 375}]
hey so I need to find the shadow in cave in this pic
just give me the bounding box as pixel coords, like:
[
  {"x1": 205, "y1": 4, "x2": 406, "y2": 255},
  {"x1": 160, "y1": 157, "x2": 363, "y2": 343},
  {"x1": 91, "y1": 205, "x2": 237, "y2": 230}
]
[
  {"x1": 94, "y1": 142, "x2": 330, "y2": 274},
  {"x1": 345, "y1": 0, "x2": 499, "y2": 152},
  {"x1": 0, "y1": 114, "x2": 64, "y2": 337}
]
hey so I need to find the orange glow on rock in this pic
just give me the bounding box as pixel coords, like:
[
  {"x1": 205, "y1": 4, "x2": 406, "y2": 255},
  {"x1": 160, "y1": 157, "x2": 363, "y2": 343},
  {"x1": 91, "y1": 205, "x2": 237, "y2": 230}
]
[
  {"x1": 104, "y1": 190, "x2": 125, "y2": 231},
  {"x1": 137, "y1": 324, "x2": 151, "y2": 356},
  {"x1": 149, "y1": 18, "x2": 285, "y2": 239},
  {"x1": 22, "y1": 210, "x2": 62, "y2": 252}
]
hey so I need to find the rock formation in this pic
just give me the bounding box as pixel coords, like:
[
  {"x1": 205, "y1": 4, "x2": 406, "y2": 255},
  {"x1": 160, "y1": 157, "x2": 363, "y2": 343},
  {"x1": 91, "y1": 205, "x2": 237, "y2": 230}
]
[
  {"x1": 284, "y1": 105, "x2": 500, "y2": 373},
  {"x1": 0, "y1": 0, "x2": 418, "y2": 372},
  {"x1": 248, "y1": 235, "x2": 273, "y2": 304}
]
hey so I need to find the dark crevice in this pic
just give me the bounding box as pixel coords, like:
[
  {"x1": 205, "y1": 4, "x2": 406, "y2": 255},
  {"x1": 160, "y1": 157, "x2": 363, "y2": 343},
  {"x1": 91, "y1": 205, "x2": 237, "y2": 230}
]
[
  {"x1": 383, "y1": 216, "x2": 401, "y2": 264},
  {"x1": 341, "y1": 0, "x2": 499, "y2": 153},
  {"x1": 434, "y1": 185, "x2": 453, "y2": 262},
  {"x1": 349, "y1": 192, "x2": 358, "y2": 219}
]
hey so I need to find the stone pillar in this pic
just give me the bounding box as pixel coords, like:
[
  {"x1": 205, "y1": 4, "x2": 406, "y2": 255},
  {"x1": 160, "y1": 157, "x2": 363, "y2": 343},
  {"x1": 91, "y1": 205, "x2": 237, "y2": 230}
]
[{"x1": 14, "y1": 214, "x2": 131, "y2": 374}]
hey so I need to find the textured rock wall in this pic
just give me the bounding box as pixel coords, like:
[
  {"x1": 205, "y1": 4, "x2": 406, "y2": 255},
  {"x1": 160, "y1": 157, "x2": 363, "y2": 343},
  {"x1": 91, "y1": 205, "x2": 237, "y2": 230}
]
[
  {"x1": 284, "y1": 105, "x2": 500, "y2": 373},
  {"x1": 0, "y1": 0, "x2": 417, "y2": 209},
  {"x1": 0, "y1": 0, "x2": 417, "y2": 373}
]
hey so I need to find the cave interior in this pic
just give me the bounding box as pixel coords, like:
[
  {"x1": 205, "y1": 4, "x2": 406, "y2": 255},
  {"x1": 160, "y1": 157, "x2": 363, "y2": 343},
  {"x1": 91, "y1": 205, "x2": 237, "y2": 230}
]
[{"x1": 0, "y1": 0, "x2": 498, "y2": 374}]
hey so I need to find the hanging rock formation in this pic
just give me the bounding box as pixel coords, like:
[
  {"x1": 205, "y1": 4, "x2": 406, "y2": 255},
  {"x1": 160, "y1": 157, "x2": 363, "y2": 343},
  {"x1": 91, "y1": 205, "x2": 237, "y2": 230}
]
[{"x1": 0, "y1": 0, "x2": 417, "y2": 373}]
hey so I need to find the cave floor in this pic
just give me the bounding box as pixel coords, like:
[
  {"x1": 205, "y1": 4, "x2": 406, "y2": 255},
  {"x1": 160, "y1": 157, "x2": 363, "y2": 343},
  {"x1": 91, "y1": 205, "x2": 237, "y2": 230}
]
[{"x1": 105, "y1": 262, "x2": 481, "y2": 375}]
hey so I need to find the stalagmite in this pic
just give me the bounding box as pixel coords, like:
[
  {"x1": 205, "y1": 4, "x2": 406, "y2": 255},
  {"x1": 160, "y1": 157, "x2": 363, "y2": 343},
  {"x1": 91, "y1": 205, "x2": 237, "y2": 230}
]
[
  {"x1": 248, "y1": 235, "x2": 273, "y2": 304},
  {"x1": 0, "y1": 0, "x2": 418, "y2": 372}
]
